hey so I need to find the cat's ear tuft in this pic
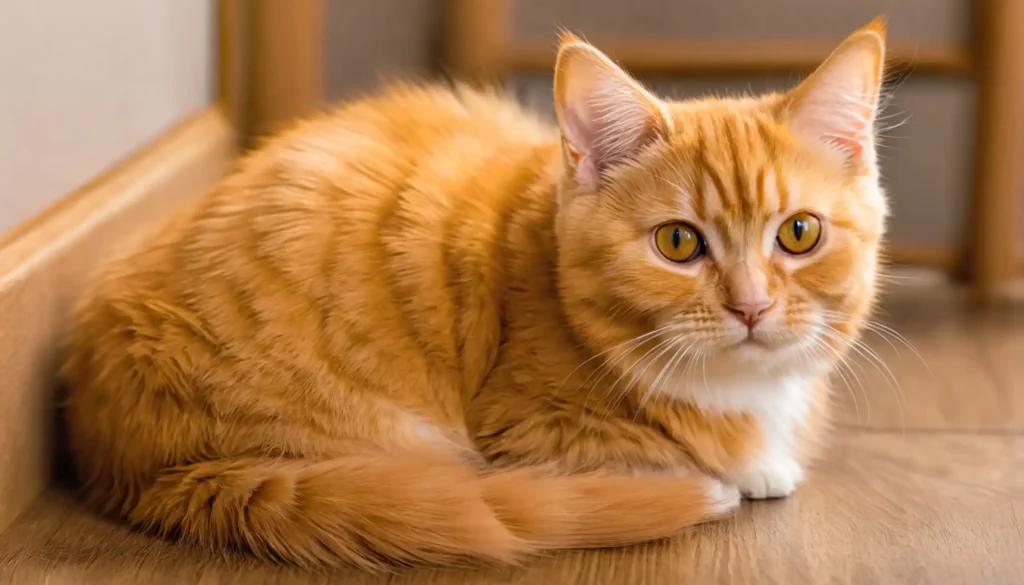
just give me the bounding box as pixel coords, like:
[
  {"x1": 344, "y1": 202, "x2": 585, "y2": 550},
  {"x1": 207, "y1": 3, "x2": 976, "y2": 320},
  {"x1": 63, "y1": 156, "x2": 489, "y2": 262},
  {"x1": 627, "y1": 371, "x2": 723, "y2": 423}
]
[
  {"x1": 553, "y1": 38, "x2": 671, "y2": 191},
  {"x1": 784, "y1": 17, "x2": 887, "y2": 167}
]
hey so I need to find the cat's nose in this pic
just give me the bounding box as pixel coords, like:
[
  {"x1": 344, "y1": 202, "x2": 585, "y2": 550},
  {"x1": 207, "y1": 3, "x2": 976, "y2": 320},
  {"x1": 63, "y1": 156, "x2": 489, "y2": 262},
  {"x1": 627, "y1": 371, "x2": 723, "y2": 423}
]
[{"x1": 724, "y1": 300, "x2": 774, "y2": 327}]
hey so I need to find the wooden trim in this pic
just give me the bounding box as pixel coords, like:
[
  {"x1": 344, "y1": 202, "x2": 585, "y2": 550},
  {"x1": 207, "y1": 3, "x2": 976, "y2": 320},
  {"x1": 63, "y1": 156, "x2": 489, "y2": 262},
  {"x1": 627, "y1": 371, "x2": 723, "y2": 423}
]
[
  {"x1": 442, "y1": 0, "x2": 513, "y2": 84},
  {"x1": 504, "y1": 39, "x2": 974, "y2": 77},
  {"x1": 968, "y1": 0, "x2": 1024, "y2": 301},
  {"x1": 218, "y1": 0, "x2": 248, "y2": 142},
  {"x1": 0, "y1": 108, "x2": 235, "y2": 533},
  {"x1": 883, "y1": 244, "x2": 961, "y2": 271},
  {"x1": 247, "y1": 0, "x2": 326, "y2": 142},
  {"x1": 441, "y1": 2, "x2": 974, "y2": 79},
  {"x1": 884, "y1": 243, "x2": 1024, "y2": 274}
]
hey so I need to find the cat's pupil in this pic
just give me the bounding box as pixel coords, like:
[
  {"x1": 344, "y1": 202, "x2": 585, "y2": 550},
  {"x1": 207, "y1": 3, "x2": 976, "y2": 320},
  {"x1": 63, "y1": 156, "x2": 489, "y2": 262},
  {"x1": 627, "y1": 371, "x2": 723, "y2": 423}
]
[
  {"x1": 672, "y1": 228, "x2": 681, "y2": 248},
  {"x1": 793, "y1": 220, "x2": 805, "y2": 241}
]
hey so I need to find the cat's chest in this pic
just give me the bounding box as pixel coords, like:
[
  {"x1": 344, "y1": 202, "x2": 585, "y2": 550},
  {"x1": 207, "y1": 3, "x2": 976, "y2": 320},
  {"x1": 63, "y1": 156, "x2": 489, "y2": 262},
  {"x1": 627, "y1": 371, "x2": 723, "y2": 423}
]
[{"x1": 650, "y1": 368, "x2": 817, "y2": 439}]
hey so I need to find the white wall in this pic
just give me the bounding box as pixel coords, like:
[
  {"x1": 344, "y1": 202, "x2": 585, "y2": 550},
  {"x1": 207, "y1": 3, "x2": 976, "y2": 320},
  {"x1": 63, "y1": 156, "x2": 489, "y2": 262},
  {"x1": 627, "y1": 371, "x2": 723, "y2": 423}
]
[{"x1": 0, "y1": 1, "x2": 215, "y2": 235}]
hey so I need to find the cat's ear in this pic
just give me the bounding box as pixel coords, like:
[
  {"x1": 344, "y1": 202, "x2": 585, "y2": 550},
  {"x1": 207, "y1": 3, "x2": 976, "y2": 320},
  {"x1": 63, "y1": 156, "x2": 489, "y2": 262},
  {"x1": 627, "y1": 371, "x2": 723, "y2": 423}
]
[
  {"x1": 553, "y1": 34, "x2": 671, "y2": 191},
  {"x1": 783, "y1": 17, "x2": 887, "y2": 167}
]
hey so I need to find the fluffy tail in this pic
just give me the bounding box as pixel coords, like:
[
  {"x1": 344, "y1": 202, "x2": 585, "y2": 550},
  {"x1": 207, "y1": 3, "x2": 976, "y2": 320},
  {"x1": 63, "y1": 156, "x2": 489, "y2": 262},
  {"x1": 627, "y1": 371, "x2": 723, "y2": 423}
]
[{"x1": 128, "y1": 452, "x2": 739, "y2": 570}]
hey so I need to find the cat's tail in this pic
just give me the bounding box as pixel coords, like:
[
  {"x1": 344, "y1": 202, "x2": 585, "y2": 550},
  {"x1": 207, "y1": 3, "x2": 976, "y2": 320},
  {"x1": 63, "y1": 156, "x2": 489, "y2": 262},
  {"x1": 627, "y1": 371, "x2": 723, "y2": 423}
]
[{"x1": 127, "y1": 452, "x2": 739, "y2": 570}]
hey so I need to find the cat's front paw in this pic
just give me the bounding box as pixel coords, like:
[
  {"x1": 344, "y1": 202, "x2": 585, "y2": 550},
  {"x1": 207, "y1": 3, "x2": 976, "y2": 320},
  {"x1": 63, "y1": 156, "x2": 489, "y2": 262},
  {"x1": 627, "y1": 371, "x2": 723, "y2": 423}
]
[{"x1": 729, "y1": 455, "x2": 805, "y2": 500}]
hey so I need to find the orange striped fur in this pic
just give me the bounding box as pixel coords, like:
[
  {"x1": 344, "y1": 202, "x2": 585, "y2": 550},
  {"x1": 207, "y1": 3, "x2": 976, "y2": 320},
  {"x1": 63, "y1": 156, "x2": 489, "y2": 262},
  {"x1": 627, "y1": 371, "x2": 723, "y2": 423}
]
[{"x1": 60, "y1": 20, "x2": 889, "y2": 570}]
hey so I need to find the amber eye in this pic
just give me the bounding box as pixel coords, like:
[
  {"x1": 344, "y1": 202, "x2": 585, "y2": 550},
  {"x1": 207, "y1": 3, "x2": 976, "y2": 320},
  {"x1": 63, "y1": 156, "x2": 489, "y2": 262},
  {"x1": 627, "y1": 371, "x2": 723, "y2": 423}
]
[
  {"x1": 776, "y1": 212, "x2": 822, "y2": 255},
  {"x1": 654, "y1": 222, "x2": 705, "y2": 263}
]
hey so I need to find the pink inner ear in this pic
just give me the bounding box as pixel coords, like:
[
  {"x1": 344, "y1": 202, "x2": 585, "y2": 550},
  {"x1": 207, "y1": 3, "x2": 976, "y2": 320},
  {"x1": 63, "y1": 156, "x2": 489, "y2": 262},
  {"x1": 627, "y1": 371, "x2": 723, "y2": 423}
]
[
  {"x1": 555, "y1": 44, "x2": 671, "y2": 191},
  {"x1": 561, "y1": 107, "x2": 602, "y2": 190},
  {"x1": 829, "y1": 120, "x2": 869, "y2": 160},
  {"x1": 792, "y1": 95, "x2": 875, "y2": 165},
  {"x1": 562, "y1": 107, "x2": 597, "y2": 160},
  {"x1": 576, "y1": 155, "x2": 599, "y2": 191},
  {"x1": 787, "y1": 41, "x2": 884, "y2": 167},
  {"x1": 834, "y1": 136, "x2": 864, "y2": 161}
]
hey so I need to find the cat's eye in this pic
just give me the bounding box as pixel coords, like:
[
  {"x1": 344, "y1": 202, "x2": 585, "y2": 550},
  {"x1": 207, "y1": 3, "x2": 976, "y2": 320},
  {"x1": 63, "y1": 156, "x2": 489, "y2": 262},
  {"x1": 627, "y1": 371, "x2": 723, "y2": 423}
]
[
  {"x1": 776, "y1": 212, "x2": 822, "y2": 255},
  {"x1": 654, "y1": 222, "x2": 705, "y2": 263}
]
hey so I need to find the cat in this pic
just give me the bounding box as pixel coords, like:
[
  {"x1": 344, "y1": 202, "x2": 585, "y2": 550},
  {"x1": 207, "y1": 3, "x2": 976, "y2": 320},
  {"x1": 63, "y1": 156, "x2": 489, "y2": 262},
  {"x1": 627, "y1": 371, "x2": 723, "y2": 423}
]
[{"x1": 60, "y1": 18, "x2": 888, "y2": 570}]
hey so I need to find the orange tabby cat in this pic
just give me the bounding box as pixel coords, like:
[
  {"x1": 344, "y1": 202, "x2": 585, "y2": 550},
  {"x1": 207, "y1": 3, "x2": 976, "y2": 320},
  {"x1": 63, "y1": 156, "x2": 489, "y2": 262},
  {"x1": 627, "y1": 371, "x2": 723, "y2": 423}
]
[{"x1": 60, "y1": 19, "x2": 888, "y2": 570}]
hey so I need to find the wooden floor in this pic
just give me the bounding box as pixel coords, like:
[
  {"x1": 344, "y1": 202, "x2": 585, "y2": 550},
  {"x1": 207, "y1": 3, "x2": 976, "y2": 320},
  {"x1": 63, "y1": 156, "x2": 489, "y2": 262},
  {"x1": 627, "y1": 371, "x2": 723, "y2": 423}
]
[{"x1": 1, "y1": 271, "x2": 1022, "y2": 584}]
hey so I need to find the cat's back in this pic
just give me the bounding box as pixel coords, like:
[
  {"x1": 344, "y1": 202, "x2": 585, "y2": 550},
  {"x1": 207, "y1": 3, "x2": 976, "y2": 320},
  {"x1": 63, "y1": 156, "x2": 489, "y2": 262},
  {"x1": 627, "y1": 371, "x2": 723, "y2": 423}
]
[
  {"x1": 60, "y1": 84, "x2": 560, "y2": 477},
  {"x1": 262, "y1": 83, "x2": 556, "y2": 189}
]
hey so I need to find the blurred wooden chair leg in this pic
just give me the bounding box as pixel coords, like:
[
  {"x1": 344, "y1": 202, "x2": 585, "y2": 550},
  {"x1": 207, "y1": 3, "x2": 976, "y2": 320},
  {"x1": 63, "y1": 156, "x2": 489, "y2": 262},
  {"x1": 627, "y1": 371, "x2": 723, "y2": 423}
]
[
  {"x1": 246, "y1": 0, "x2": 326, "y2": 146},
  {"x1": 969, "y1": 0, "x2": 1024, "y2": 301},
  {"x1": 442, "y1": 0, "x2": 512, "y2": 86}
]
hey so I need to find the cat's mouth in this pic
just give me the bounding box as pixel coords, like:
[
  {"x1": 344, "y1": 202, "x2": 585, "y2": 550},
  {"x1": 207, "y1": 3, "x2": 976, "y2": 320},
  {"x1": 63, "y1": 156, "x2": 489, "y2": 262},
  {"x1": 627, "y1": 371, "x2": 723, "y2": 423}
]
[
  {"x1": 733, "y1": 336, "x2": 772, "y2": 354},
  {"x1": 725, "y1": 334, "x2": 791, "y2": 364},
  {"x1": 734, "y1": 326, "x2": 767, "y2": 346},
  {"x1": 729, "y1": 329, "x2": 788, "y2": 353}
]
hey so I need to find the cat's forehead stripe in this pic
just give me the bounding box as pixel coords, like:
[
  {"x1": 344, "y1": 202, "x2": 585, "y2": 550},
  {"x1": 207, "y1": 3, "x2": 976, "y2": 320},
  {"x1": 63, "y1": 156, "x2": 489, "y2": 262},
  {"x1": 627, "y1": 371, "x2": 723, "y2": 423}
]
[
  {"x1": 755, "y1": 167, "x2": 768, "y2": 210},
  {"x1": 774, "y1": 167, "x2": 791, "y2": 212},
  {"x1": 692, "y1": 121, "x2": 727, "y2": 218},
  {"x1": 722, "y1": 120, "x2": 751, "y2": 219},
  {"x1": 685, "y1": 112, "x2": 793, "y2": 226},
  {"x1": 688, "y1": 147, "x2": 707, "y2": 220},
  {"x1": 754, "y1": 115, "x2": 779, "y2": 160}
]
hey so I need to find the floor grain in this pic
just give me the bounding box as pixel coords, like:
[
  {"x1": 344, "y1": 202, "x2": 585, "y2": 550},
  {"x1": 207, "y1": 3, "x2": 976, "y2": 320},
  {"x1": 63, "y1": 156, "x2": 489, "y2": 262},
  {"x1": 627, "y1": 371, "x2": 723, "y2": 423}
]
[{"x1": 1, "y1": 275, "x2": 1021, "y2": 584}]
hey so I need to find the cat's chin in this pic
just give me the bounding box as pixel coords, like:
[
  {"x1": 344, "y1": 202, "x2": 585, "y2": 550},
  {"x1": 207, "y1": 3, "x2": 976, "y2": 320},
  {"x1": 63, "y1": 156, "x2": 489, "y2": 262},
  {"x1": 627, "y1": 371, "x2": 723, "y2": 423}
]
[
  {"x1": 720, "y1": 334, "x2": 809, "y2": 370},
  {"x1": 717, "y1": 335, "x2": 834, "y2": 382},
  {"x1": 725, "y1": 339, "x2": 779, "y2": 363}
]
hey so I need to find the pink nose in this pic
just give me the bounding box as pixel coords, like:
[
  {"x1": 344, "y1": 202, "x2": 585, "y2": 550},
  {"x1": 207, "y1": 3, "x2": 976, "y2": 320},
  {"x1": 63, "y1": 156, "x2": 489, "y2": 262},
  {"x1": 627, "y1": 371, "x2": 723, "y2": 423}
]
[{"x1": 724, "y1": 300, "x2": 774, "y2": 327}]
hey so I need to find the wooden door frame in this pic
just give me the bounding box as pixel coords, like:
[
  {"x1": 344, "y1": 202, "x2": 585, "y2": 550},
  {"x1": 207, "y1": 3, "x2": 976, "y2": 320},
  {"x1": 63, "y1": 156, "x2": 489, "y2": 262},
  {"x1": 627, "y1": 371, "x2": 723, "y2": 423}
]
[
  {"x1": 967, "y1": 0, "x2": 1023, "y2": 301},
  {"x1": 219, "y1": 0, "x2": 326, "y2": 149}
]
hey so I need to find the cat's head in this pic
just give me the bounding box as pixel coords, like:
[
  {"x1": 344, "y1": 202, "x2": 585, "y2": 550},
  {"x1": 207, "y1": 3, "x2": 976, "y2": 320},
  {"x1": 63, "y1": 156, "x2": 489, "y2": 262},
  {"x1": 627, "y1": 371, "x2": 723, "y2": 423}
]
[{"x1": 553, "y1": 20, "x2": 888, "y2": 384}]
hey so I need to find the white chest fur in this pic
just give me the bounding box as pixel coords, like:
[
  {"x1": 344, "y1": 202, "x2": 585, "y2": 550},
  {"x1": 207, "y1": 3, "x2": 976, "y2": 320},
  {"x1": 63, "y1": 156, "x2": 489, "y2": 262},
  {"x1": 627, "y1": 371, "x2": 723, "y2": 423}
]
[{"x1": 659, "y1": 363, "x2": 818, "y2": 499}]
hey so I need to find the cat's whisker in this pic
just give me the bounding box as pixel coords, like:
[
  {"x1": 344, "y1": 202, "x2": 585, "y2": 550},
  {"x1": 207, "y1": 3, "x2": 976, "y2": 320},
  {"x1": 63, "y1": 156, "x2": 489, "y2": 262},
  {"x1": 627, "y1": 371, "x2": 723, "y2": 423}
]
[
  {"x1": 581, "y1": 333, "x2": 679, "y2": 426},
  {"x1": 631, "y1": 346, "x2": 679, "y2": 423},
  {"x1": 581, "y1": 333, "x2": 665, "y2": 398},
  {"x1": 797, "y1": 340, "x2": 848, "y2": 417},
  {"x1": 875, "y1": 271, "x2": 918, "y2": 282},
  {"x1": 699, "y1": 348, "x2": 711, "y2": 396},
  {"x1": 855, "y1": 322, "x2": 904, "y2": 362},
  {"x1": 563, "y1": 323, "x2": 676, "y2": 393},
  {"x1": 634, "y1": 339, "x2": 696, "y2": 423},
  {"x1": 820, "y1": 325, "x2": 906, "y2": 434},
  {"x1": 605, "y1": 335, "x2": 684, "y2": 418},
  {"x1": 833, "y1": 347, "x2": 873, "y2": 424},
  {"x1": 807, "y1": 334, "x2": 868, "y2": 424},
  {"x1": 574, "y1": 328, "x2": 680, "y2": 430},
  {"x1": 844, "y1": 355, "x2": 873, "y2": 423},
  {"x1": 679, "y1": 345, "x2": 702, "y2": 397},
  {"x1": 574, "y1": 325, "x2": 680, "y2": 392},
  {"x1": 861, "y1": 320, "x2": 932, "y2": 378}
]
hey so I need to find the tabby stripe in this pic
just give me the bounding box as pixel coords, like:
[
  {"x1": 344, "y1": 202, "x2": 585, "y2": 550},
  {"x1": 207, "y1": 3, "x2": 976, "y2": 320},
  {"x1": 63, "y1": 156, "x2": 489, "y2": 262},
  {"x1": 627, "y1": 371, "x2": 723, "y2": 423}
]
[
  {"x1": 688, "y1": 147, "x2": 707, "y2": 220},
  {"x1": 756, "y1": 166, "x2": 768, "y2": 210},
  {"x1": 701, "y1": 133, "x2": 734, "y2": 216},
  {"x1": 723, "y1": 120, "x2": 751, "y2": 218},
  {"x1": 375, "y1": 183, "x2": 434, "y2": 363}
]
